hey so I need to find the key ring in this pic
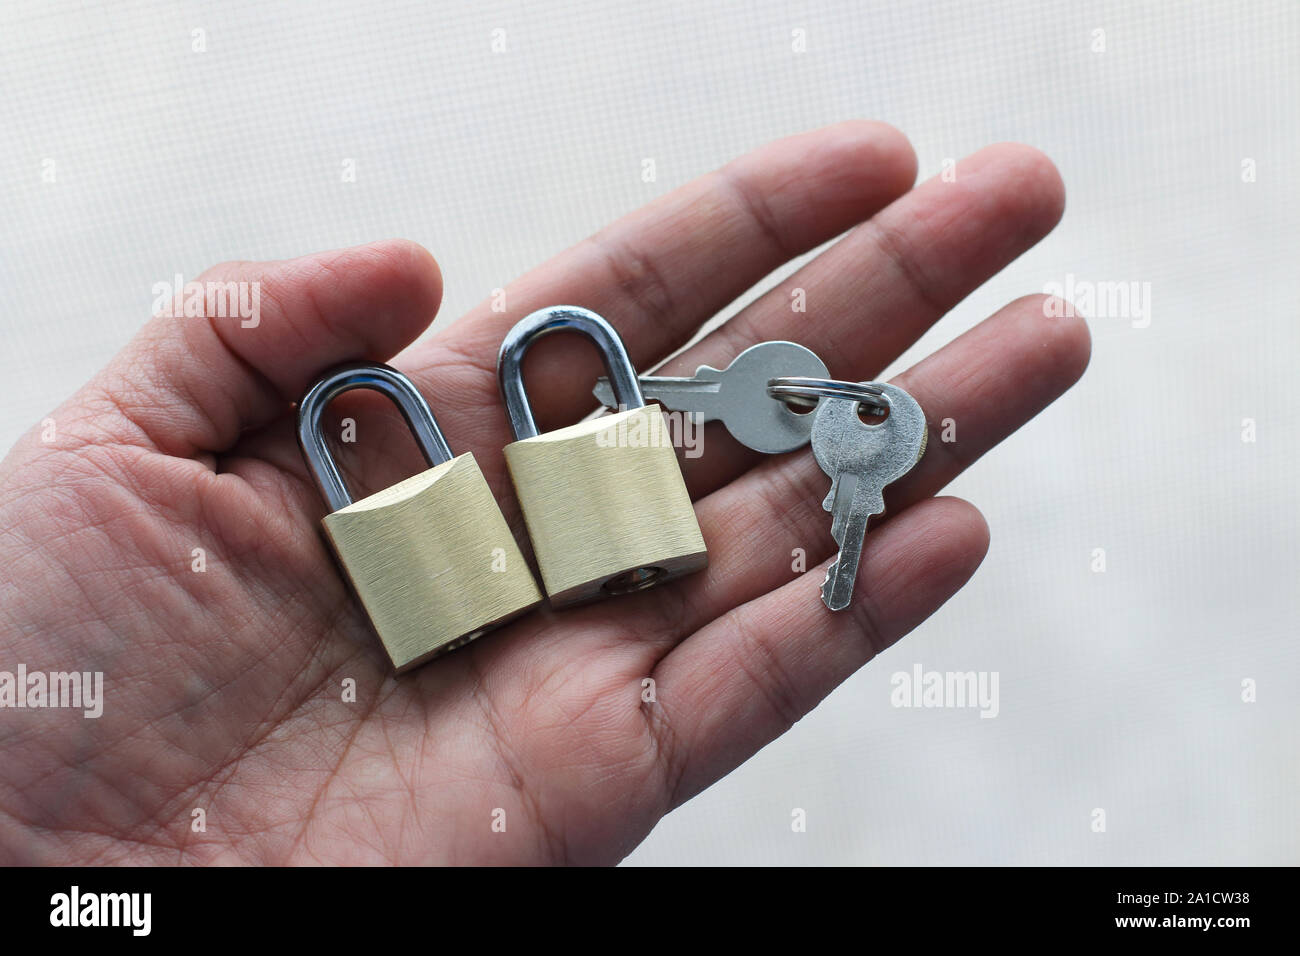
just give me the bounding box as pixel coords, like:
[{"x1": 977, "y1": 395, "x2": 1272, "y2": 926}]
[{"x1": 766, "y1": 377, "x2": 890, "y2": 411}]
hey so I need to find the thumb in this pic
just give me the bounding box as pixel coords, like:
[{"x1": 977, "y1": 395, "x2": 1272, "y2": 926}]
[{"x1": 75, "y1": 240, "x2": 442, "y2": 458}]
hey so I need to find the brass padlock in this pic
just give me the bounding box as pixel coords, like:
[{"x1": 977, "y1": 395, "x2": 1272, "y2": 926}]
[
  {"x1": 497, "y1": 306, "x2": 708, "y2": 607},
  {"x1": 297, "y1": 363, "x2": 542, "y2": 672}
]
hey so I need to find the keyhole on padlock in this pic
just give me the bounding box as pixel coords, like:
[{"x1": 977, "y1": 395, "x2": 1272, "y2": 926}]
[{"x1": 602, "y1": 565, "x2": 668, "y2": 595}]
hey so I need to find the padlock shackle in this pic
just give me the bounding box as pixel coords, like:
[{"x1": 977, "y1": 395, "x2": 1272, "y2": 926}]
[
  {"x1": 497, "y1": 306, "x2": 646, "y2": 440},
  {"x1": 297, "y1": 362, "x2": 454, "y2": 513}
]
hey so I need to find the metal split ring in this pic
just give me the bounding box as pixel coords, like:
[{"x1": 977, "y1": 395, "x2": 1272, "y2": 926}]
[{"x1": 766, "y1": 377, "x2": 890, "y2": 411}]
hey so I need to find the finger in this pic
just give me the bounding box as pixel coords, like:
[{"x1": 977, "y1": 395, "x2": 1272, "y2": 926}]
[
  {"x1": 655, "y1": 142, "x2": 1066, "y2": 495},
  {"x1": 85, "y1": 240, "x2": 442, "y2": 456},
  {"x1": 400, "y1": 121, "x2": 917, "y2": 451},
  {"x1": 648, "y1": 495, "x2": 989, "y2": 807},
  {"x1": 878, "y1": 294, "x2": 1091, "y2": 504},
  {"x1": 613, "y1": 292, "x2": 1087, "y2": 649}
]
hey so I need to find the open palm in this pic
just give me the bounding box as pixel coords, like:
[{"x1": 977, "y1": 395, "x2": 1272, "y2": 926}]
[{"x1": 0, "y1": 123, "x2": 1088, "y2": 865}]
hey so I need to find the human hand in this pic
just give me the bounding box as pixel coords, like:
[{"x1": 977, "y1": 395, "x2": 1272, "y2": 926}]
[{"x1": 0, "y1": 122, "x2": 1087, "y2": 864}]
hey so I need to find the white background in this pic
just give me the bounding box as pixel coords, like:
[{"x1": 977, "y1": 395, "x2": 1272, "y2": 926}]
[{"x1": 2, "y1": 1, "x2": 1297, "y2": 864}]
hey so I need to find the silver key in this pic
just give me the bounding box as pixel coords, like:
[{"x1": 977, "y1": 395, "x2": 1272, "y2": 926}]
[
  {"x1": 593, "y1": 341, "x2": 829, "y2": 453},
  {"x1": 811, "y1": 383, "x2": 928, "y2": 611}
]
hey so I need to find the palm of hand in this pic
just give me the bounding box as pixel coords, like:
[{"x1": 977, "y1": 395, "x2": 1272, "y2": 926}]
[{"x1": 0, "y1": 124, "x2": 1087, "y2": 865}]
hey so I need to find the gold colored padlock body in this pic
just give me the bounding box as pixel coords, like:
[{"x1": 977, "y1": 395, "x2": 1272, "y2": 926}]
[
  {"x1": 503, "y1": 406, "x2": 708, "y2": 607},
  {"x1": 323, "y1": 452, "x2": 542, "y2": 672}
]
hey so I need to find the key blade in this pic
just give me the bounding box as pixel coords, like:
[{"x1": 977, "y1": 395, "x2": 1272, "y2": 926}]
[
  {"x1": 822, "y1": 482, "x2": 885, "y2": 610},
  {"x1": 593, "y1": 374, "x2": 726, "y2": 420},
  {"x1": 821, "y1": 507, "x2": 871, "y2": 611},
  {"x1": 592, "y1": 378, "x2": 615, "y2": 407}
]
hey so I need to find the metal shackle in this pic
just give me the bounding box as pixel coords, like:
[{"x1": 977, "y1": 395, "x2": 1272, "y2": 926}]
[
  {"x1": 297, "y1": 362, "x2": 454, "y2": 513},
  {"x1": 497, "y1": 306, "x2": 645, "y2": 440}
]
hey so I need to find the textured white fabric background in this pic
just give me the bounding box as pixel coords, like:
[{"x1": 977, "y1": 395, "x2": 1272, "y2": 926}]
[{"x1": 2, "y1": 0, "x2": 1297, "y2": 865}]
